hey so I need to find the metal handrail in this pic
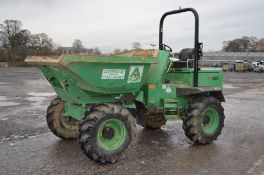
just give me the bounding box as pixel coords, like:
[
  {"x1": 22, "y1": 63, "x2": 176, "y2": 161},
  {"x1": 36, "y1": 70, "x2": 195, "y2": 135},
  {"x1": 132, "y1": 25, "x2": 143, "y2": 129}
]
[{"x1": 159, "y1": 8, "x2": 201, "y2": 87}]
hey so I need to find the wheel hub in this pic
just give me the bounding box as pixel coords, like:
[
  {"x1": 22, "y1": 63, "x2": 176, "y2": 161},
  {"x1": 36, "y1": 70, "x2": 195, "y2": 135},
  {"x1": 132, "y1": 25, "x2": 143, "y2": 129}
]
[
  {"x1": 102, "y1": 127, "x2": 115, "y2": 140},
  {"x1": 202, "y1": 115, "x2": 210, "y2": 125},
  {"x1": 201, "y1": 107, "x2": 219, "y2": 135},
  {"x1": 97, "y1": 118, "x2": 127, "y2": 151}
]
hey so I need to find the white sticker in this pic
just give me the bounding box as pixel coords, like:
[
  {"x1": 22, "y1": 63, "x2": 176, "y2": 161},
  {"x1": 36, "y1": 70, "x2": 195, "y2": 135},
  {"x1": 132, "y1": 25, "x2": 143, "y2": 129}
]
[
  {"x1": 165, "y1": 86, "x2": 172, "y2": 93},
  {"x1": 101, "y1": 69, "x2": 126, "y2": 79},
  {"x1": 127, "y1": 66, "x2": 144, "y2": 83}
]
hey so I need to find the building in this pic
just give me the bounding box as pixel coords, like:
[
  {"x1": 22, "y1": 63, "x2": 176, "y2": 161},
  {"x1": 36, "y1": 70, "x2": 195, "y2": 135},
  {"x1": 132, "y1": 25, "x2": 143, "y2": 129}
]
[{"x1": 201, "y1": 52, "x2": 264, "y2": 66}]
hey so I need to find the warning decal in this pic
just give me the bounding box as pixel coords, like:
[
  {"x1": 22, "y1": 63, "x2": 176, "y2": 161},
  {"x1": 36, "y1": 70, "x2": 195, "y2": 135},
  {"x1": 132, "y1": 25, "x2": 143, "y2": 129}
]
[
  {"x1": 127, "y1": 65, "x2": 144, "y2": 83},
  {"x1": 101, "y1": 69, "x2": 126, "y2": 79}
]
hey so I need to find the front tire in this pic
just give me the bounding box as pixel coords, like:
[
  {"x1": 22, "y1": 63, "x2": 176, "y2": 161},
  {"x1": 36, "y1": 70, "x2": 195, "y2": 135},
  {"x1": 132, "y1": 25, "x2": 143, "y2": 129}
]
[
  {"x1": 78, "y1": 103, "x2": 136, "y2": 163},
  {"x1": 46, "y1": 97, "x2": 78, "y2": 139},
  {"x1": 182, "y1": 97, "x2": 225, "y2": 144}
]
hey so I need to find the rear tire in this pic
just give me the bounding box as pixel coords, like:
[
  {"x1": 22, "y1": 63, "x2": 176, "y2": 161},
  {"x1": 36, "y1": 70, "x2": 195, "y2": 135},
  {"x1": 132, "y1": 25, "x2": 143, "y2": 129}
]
[
  {"x1": 182, "y1": 97, "x2": 225, "y2": 144},
  {"x1": 78, "y1": 103, "x2": 136, "y2": 163},
  {"x1": 46, "y1": 97, "x2": 78, "y2": 139},
  {"x1": 145, "y1": 112, "x2": 167, "y2": 130},
  {"x1": 134, "y1": 101, "x2": 166, "y2": 130}
]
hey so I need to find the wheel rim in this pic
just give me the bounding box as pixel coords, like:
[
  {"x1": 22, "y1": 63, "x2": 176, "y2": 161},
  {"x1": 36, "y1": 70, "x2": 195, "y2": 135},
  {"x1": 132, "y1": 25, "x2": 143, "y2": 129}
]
[
  {"x1": 201, "y1": 107, "x2": 219, "y2": 135},
  {"x1": 97, "y1": 119, "x2": 126, "y2": 151}
]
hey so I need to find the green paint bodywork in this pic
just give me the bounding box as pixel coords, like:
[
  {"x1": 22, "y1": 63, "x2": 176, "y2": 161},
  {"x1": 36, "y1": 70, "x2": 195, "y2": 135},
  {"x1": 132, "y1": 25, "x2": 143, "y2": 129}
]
[
  {"x1": 164, "y1": 68, "x2": 223, "y2": 88},
  {"x1": 25, "y1": 49, "x2": 223, "y2": 120}
]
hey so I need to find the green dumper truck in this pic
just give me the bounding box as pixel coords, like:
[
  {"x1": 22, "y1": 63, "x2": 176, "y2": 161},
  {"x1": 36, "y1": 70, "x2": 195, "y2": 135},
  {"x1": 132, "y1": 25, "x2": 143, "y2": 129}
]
[{"x1": 25, "y1": 8, "x2": 225, "y2": 163}]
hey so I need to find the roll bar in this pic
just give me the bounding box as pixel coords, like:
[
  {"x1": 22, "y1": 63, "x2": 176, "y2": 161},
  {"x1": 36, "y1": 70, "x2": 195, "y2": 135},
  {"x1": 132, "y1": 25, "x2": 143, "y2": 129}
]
[{"x1": 159, "y1": 8, "x2": 202, "y2": 87}]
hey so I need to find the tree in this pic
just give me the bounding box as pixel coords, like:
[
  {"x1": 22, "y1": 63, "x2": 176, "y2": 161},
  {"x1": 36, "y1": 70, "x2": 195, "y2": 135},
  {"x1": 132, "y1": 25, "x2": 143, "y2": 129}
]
[
  {"x1": 93, "y1": 47, "x2": 101, "y2": 55},
  {"x1": 0, "y1": 47, "x2": 6, "y2": 61},
  {"x1": 131, "y1": 42, "x2": 142, "y2": 50},
  {"x1": 0, "y1": 19, "x2": 57, "y2": 62},
  {"x1": 223, "y1": 39, "x2": 240, "y2": 52},
  {"x1": 258, "y1": 38, "x2": 264, "y2": 52},
  {"x1": 113, "y1": 48, "x2": 122, "y2": 54},
  {"x1": 240, "y1": 36, "x2": 250, "y2": 51},
  {"x1": 72, "y1": 39, "x2": 84, "y2": 53},
  {"x1": 17, "y1": 30, "x2": 31, "y2": 48},
  {"x1": 249, "y1": 36, "x2": 258, "y2": 52},
  {"x1": 29, "y1": 33, "x2": 53, "y2": 53},
  {"x1": 0, "y1": 20, "x2": 27, "y2": 49},
  {"x1": 223, "y1": 36, "x2": 260, "y2": 52},
  {"x1": 123, "y1": 48, "x2": 129, "y2": 52}
]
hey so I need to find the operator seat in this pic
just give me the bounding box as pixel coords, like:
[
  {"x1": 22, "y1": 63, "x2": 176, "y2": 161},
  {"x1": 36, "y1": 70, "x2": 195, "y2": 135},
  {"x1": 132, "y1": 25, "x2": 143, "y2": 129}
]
[
  {"x1": 172, "y1": 48, "x2": 194, "y2": 68},
  {"x1": 179, "y1": 48, "x2": 195, "y2": 61}
]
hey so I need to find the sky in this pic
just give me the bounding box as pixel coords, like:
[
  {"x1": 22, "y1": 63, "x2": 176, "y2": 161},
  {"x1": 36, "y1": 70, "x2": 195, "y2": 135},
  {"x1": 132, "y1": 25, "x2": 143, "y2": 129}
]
[{"x1": 0, "y1": 0, "x2": 263, "y2": 53}]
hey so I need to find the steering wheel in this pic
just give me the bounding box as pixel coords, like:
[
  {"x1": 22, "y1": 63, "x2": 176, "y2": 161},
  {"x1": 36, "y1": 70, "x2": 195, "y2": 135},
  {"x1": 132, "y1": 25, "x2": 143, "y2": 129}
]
[{"x1": 161, "y1": 44, "x2": 173, "y2": 52}]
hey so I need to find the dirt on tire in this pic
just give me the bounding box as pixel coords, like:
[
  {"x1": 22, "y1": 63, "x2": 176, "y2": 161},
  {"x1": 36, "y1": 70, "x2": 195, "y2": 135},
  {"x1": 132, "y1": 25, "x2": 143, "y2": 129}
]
[{"x1": 46, "y1": 97, "x2": 78, "y2": 140}]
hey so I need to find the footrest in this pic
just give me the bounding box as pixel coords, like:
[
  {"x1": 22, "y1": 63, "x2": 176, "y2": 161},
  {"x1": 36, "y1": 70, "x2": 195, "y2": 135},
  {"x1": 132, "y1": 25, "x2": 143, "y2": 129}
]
[{"x1": 162, "y1": 98, "x2": 179, "y2": 120}]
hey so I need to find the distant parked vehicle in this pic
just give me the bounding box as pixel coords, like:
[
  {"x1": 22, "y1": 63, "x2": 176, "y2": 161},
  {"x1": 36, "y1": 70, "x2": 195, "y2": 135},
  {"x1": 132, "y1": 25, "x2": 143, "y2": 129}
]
[
  {"x1": 253, "y1": 62, "x2": 264, "y2": 72},
  {"x1": 254, "y1": 66, "x2": 261, "y2": 72},
  {"x1": 252, "y1": 62, "x2": 259, "y2": 67},
  {"x1": 248, "y1": 62, "x2": 254, "y2": 72},
  {"x1": 259, "y1": 64, "x2": 264, "y2": 72}
]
